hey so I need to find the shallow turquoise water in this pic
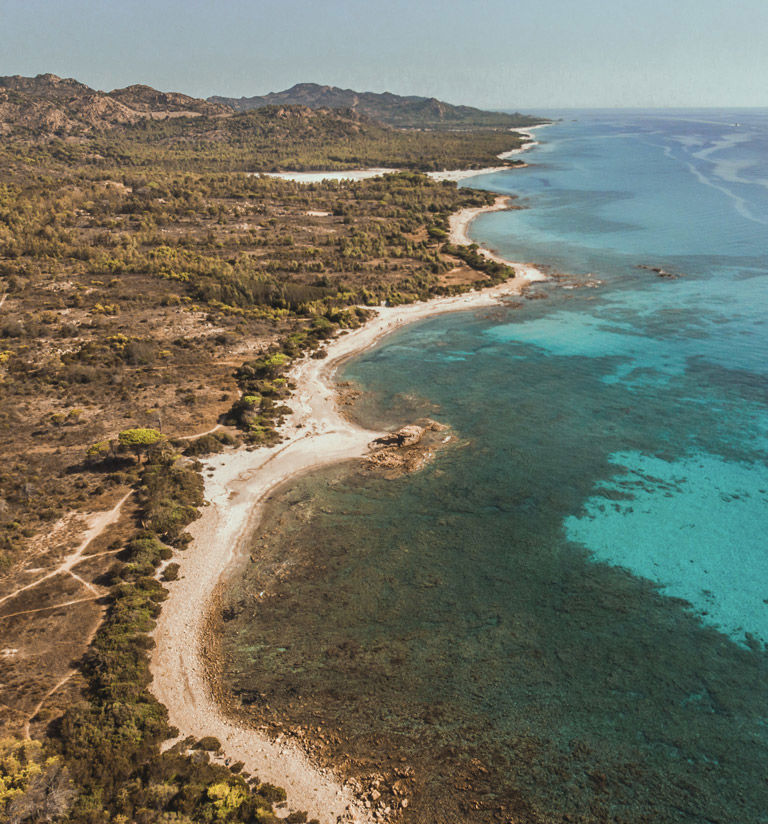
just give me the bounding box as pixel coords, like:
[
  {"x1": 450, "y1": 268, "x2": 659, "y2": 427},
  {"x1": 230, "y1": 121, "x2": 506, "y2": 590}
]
[
  {"x1": 467, "y1": 110, "x2": 768, "y2": 645},
  {"x1": 222, "y1": 111, "x2": 768, "y2": 822},
  {"x1": 566, "y1": 451, "x2": 768, "y2": 641}
]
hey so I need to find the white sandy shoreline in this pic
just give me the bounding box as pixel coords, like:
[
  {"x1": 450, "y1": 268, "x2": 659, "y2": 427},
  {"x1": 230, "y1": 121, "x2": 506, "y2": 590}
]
[
  {"x1": 428, "y1": 124, "x2": 547, "y2": 182},
  {"x1": 448, "y1": 196, "x2": 548, "y2": 282},
  {"x1": 150, "y1": 173, "x2": 549, "y2": 821},
  {"x1": 259, "y1": 123, "x2": 548, "y2": 185}
]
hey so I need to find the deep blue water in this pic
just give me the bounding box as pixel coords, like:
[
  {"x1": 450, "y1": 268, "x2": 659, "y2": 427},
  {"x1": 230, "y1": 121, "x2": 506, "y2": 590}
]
[{"x1": 222, "y1": 111, "x2": 768, "y2": 823}]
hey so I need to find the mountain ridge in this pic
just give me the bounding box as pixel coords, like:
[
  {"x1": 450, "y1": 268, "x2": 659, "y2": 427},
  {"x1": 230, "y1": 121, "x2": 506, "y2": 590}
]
[
  {"x1": 0, "y1": 74, "x2": 545, "y2": 138},
  {"x1": 209, "y1": 81, "x2": 542, "y2": 129}
]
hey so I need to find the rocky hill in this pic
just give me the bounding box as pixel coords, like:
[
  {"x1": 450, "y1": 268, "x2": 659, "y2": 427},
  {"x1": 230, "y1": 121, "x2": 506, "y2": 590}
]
[
  {"x1": 0, "y1": 73, "x2": 543, "y2": 174},
  {"x1": 209, "y1": 82, "x2": 542, "y2": 129},
  {"x1": 0, "y1": 74, "x2": 545, "y2": 139},
  {"x1": 0, "y1": 73, "x2": 231, "y2": 136},
  {"x1": 107, "y1": 83, "x2": 230, "y2": 116}
]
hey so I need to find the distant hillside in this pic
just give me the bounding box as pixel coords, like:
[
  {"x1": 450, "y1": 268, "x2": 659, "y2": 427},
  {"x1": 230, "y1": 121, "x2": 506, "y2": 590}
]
[
  {"x1": 107, "y1": 84, "x2": 230, "y2": 117},
  {"x1": 81, "y1": 104, "x2": 532, "y2": 173},
  {"x1": 0, "y1": 73, "x2": 541, "y2": 173},
  {"x1": 0, "y1": 74, "x2": 545, "y2": 141},
  {"x1": 209, "y1": 83, "x2": 543, "y2": 129},
  {"x1": 0, "y1": 73, "x2": 230, "y2": 136}
]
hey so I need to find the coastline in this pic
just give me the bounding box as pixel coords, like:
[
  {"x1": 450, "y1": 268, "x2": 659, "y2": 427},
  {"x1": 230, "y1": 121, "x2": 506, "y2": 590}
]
[
  {"x1": 427, "y1": 124, "x2": 546, "y2": 182},
  {"x1": 259, "y1": 168, "x2": 398, "y2": 183},
  {"x1": 150, "y1": 190, "x2": 546, "y2": 821},
  {"x1": 260, "y1": 124, "x2": 548, "y2": 185},
  {"x1": 448, "y1": 195, "x2": 548, "y2": 281}
]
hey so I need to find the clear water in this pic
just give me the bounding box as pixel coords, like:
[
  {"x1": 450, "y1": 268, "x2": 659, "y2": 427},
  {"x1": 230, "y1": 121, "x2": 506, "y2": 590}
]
[{"x1": 221, "y1": 111, "x2": 768, "y2": 823}]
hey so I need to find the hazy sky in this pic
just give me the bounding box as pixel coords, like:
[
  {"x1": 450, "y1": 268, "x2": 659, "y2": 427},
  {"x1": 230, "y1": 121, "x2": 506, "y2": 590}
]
[{"x1": 1, "y1": 0, "x2": 766, "y2": 110}]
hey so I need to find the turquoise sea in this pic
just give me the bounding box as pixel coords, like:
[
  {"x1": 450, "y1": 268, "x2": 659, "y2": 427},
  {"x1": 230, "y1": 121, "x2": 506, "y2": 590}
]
[{"x1": 221, "y1": 111, "x2": 768, "y2": 822}]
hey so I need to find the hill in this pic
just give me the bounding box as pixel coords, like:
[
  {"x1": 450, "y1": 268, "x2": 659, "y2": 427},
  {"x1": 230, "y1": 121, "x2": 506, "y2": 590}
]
[
  {"x1": 0, "y1": 73, "x2": 230, "y2": 136},
  {"x1": 107, "y1": 83, "x2": 230, "y2": 116},
  {"x1": 209, "y1": 82, "x2": 542, "y2": 129},
  {"x1": 1, "y1": 74, "x2": 546, "y2": 140},
  {"x1": 0, "y1": 81, "x2": 537, "y2": 173},
  {"x1": 0, "y1": 74, "x2": 546, "y2": 174}
]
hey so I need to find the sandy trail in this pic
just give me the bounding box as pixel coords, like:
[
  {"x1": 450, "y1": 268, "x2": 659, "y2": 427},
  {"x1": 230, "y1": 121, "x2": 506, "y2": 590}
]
[
  {"x1": 0, "y1": 491, "x2": 133, "y2": 608},
  {"x1": 150, "y1": 265, "x2": 545, "y2": 823},
  {"x1": 0, "y1": 595, "x2": 101, "y2": 621},
  {"x1": 23, "y1": 671, "x2": 76, "y2": 740},
  {"x1": 0, "y1": 418, "x2": 240, "y2": 611},
  {"x1": 175, "y1": 423, "x2": 224, "y2": 441}
]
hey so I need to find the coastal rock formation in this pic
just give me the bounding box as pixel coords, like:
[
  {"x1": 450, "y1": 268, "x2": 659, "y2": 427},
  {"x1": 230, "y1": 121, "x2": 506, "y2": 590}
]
[
  {"x1": 336, "y1": 381, "x2": 363, "y2": 407},
  {"x1": 366, "y1": 420, "x2": 451, "y2": 477},
  {"x1": 372, "y1": 424, "x2": 425, "y2": 448},
  {"x1": 638, "y1": 264, "x2": 682, "y2": 279}
]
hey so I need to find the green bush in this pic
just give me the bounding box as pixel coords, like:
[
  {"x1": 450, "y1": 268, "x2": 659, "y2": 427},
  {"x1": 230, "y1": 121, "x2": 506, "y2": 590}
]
[
  {"x1": 182, "y1": 431, "x2": 238, "y2": 457},
  {"x1": 161, "y1": 562, "x2": 180, "y2": 582},
  {"x1": 138, "y1": 458, "x2": 203, "y2": 544}
]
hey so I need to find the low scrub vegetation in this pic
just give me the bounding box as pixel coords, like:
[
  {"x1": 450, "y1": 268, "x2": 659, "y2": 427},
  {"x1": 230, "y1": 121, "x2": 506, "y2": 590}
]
[{"x1": 42, "y1": 451, "x2": 291, "y2": 823}]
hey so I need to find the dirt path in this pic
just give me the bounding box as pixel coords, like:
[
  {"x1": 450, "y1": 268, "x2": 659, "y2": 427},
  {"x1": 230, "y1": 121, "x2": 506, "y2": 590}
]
[
  {"x1": 0, "y1": 491, "x2": 133, "y2": 608},
  {"x1": 1, "y1": 419, "x2": 234, "y2": 611},
  {"x1": 175, "y1": 423, "x2": 223, "y2": 441},
  {"x1": 0, "y1": 595, "x2": 101, "y2": 621},
  {"x1": 23, "y1": 672, "x2": 76, "y2": 739},
  {"x1": 20, "y1": 604, "x2": 107, "y2": 738}
]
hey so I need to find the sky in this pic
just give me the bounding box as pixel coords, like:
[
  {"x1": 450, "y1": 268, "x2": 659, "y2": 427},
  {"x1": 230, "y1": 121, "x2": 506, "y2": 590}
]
[{"x1": 1, "y1": 0, "x2": 766, "y2": 110}]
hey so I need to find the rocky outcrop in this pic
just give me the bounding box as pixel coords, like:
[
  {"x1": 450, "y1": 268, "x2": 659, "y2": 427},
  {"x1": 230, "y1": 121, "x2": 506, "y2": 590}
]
[
  {"x1": 366, "y1": 420, "x2": 452, "y2": 477},
  {"x1": 0, "y1": 73, "x2": 230, "y2": 136},
  {"x1": 373, "y1": 424, "x2": 425, "y2": 448},
  {"x1": 638, "y1": 264, "x2": 683, "y2": 279},
  {"x1": 108, "y1": 84, "x2": 231, "y2": 116}
]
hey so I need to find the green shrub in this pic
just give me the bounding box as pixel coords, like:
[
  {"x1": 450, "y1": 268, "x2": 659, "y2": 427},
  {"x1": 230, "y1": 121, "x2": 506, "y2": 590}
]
[
  {"x1": 182, "y1": 431, "x2": 237, "y2": 457},
  {"x1": 138, "y1": 459, "x2": 203, "y2": 543},
  {"x1": 257, "y1": 783, "x2": 287, "y2": 804},
  {"x1": 161, "y1": 562, "x2": 180, "y2": 582}
]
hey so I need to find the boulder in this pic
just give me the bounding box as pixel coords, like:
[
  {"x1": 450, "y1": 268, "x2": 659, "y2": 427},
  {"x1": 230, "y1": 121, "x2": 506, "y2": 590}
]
[{"x1": 373, "y1": 424, "x2": 424, "y2": 448}]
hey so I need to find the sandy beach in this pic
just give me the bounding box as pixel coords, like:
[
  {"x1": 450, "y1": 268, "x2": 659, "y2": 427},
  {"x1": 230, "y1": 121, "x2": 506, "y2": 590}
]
[
  {"x1": 259, "y1": 124, "x2": 548, "y2": 186},
  {"x1": 497, "y1": 125, "x2": 546, "y2": 159},
  {"x1": 260, "y1": 168, "x2": 398, "y2": 183},
  {"x1": 150, "y1": 206, "x2": 545, "y2": 822},
  {"x1": 427, "y1": 124, "x2": 546, "y2": 182},
  {"x1": 448, "y1": 196, "x2": 548, "y2": 281}
]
